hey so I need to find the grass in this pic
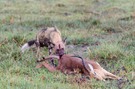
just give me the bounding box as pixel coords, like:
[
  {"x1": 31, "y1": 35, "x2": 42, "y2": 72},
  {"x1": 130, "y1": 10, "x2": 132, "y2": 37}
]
[{"x1": 0, "y1": 0, "x2": 135, "y2": 89}]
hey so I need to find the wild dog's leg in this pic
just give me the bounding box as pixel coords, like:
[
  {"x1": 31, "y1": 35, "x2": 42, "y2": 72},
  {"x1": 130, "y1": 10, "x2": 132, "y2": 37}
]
[
  {"x1": 35, "y1": 41, "x2": 41, "y2": 61},
  {"x1": 36, "y1": 47, "x2": 52, "y2": 62},
  {"x1": 48, "y1": 48, "x2": 54, "y2": 65},
  {"x1": 35, "y1": 46, "x2": 40, "y2": 59},
  {"x1": 48, "y1": 43, "x2": 56, "y2": 66}
]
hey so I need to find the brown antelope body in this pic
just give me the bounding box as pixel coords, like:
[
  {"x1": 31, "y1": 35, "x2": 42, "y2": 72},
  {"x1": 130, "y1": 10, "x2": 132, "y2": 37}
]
[{"x1": 37, "y1": 54, "x2": 120, "y2": 81}]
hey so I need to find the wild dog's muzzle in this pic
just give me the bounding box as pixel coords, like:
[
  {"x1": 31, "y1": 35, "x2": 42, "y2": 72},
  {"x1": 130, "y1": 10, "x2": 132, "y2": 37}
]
[{"x1": 56, "y1": 48, "x2": 65, "y2": 56}]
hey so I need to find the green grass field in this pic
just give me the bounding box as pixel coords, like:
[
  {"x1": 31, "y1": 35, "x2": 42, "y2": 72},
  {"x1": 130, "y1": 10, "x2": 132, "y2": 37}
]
[{"x1": 0, "y1": 0, "x2": 135, "y2": 89}]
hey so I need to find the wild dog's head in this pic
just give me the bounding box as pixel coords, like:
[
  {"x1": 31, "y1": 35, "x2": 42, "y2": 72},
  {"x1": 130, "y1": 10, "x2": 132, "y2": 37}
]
[
  {"x1": 54, "y1": 38, "x2": 66, "y2": 56},
  {"x1": 55, "y1": 42, "x2": 65, "y2": 56}
]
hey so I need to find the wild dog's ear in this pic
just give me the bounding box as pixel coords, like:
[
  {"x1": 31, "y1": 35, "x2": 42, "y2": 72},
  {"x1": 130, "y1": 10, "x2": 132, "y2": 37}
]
[
  {"x1": 54, "y1": 26, "x2": 58, "y2": 30},
  {"x1": 63, "y1": 37, "x2": 67, "y2": 44}
]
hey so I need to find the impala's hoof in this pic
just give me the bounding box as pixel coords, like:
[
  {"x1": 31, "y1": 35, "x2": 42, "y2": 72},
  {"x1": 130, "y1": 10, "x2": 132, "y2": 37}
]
[{"x1": 36, "y1": 63, "x2": 42, "y2": 68}]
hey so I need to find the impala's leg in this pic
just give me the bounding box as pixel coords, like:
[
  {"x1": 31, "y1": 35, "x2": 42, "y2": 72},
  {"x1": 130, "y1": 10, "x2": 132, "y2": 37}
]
[
  {"x1": 94, "y1": 74, "x2": 105, "y2": 81},
  {"x1": 81, "y1": 69, "x2": 91, "y2": 80},
  {"x1": 66, "y1": 70, "x2": 80, "y2": 75},
  {"x1": 36, "y1": 62, "x2": 43, "y2": 68},
  {"x1": 104, "y1": 76, "x2": 118, "y2": 80},
  {"x1": 36, "y1": 61, "x2": 56, "y2": 72},
  {"x1": 94, "y1": 69, "x2": 105, "y2": 81},
  {"x1": 102, "y1": 69, "x2": 120, "y2": 80},
  {"x1": 42, "y1": 62, "x2": 56, "y2": 72}
]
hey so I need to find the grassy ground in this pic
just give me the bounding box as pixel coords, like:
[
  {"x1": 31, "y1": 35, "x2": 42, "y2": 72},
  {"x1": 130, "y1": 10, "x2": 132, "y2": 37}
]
[{"x1": 0, "y1": 0, "x2": 135, "y2": 89}]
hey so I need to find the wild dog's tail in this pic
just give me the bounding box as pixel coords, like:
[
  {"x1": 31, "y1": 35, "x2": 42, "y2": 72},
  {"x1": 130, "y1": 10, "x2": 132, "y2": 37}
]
[{"x1": 21, "y1": 39, "x2": 36, "y2": 52}]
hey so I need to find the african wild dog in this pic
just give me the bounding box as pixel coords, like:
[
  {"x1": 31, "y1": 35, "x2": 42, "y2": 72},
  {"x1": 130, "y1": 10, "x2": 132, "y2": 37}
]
[{"x1": 21, "y1": 27, "x2": 66, "y2": 63}]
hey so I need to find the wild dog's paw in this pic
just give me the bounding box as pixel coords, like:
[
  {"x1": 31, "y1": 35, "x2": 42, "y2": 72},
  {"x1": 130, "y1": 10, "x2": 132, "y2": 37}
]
[
  {"x1": 36, "y1": 59, "x2": 41, "y2": 62},
  {"x1": 117, "y1": 77, "x2": 123, "y2": 81},
  {"x1": 37, "y1": 57, "x2": 45, "y2": 62}
]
